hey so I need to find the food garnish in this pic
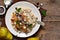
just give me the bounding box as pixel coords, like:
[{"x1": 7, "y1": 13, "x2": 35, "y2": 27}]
[{"x1": 11, "y1": 7, "x2": 38, "y2": 33}]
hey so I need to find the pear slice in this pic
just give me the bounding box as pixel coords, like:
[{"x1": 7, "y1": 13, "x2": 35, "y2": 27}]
[
  {"x1": 27, "y1": 37, "x2": 40, "y2": 40},
  {"x1": 0, "y1": 27, "x2": 8, "y2": 38},
  {"x1": 5, "y1": 32, "x2": 13, "y2": 40}
]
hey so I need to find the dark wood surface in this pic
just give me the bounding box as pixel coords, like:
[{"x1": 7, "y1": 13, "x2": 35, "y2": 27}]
[{"x1": 0, "y1": 0, "x2": 60, "y2": 40}]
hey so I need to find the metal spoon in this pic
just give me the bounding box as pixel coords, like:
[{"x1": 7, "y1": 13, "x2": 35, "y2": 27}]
[
  {"x1": 37, "y1": 3, "x2": 45, "y2": 26},
  {"x1": 4, "y1": 0, "x2": 13, "y2": 8},
  {"x1": 37, "y1": 21, "x2": 45, "y2": 26}
]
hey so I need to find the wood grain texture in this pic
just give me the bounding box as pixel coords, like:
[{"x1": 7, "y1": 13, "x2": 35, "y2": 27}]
[
  {"x1": 0, "y1": 0, "x2": 60, "y2": 40},
  {"x1": 13, "y1": 0, "x2": 60, "y2": 40},
  {"x1": 0, "y1": 0, "x2": 4, "y2": 6}
]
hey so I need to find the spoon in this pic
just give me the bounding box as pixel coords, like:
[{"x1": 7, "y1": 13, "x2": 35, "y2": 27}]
[
  {"x1": 37, "y1": 21, "x2": 45, "y2": 26},
  {"x1": 4, "y1": 0, "x2": 13, "y2": 8},
  {"x1": 37, "y1": 3, "x2": 45, "y2": 26}
]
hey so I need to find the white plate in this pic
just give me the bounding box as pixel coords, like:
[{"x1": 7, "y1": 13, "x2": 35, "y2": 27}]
[{"x1": 5, "y1": 1, "x2": 41, "y2": 38}]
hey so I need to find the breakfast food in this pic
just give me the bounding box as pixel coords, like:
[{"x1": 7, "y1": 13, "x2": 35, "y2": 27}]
[{"x1": 11, "y1": 7, "x2": 38, "y2": 33}]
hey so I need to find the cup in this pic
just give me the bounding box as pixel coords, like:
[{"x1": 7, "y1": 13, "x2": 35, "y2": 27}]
[{"x1": 0, "y1": 5, "x2": 6, "y2": 15}]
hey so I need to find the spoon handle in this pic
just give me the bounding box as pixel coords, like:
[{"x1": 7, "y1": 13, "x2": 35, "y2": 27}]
[
  {"x1": 37, "y1": 3, "x2": 45, "y2": 26},
  {"x1": 37, "y1": 21, "x2": 45, "y2": 26}
]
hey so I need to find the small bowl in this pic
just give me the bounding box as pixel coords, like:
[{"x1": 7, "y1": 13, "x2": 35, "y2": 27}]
[{"x1": 0, "y1": 5, "x2": 6, "y2": 15}]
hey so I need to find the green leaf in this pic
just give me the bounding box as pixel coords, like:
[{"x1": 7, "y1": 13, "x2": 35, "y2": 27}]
[
  {"x1": 28, "y1": 24, "x2": 32, "y2": 28},
  {"x1": 15, "y1": 8, "x2": 21, "y2": 12},
  {"x1": 41, "y1": 9, "x2": 46, "y2": 16},
  {"x1": 16, "y1": 20, "x2": 20, "y2": 25}
]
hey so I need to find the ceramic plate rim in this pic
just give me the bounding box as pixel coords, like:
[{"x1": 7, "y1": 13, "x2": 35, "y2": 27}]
[{"x1": 5, "y1": 1, "x2": 41, "y2": 38}]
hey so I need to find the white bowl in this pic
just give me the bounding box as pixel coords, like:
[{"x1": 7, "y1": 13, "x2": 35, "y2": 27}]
[{"x1": 5, "y1": 1, "x2": 41, "y2": 38}]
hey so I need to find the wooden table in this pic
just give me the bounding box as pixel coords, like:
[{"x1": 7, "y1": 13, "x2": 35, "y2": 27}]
[{"x1": 0, "y1": 0, "x2": 60, "y2": 40}]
